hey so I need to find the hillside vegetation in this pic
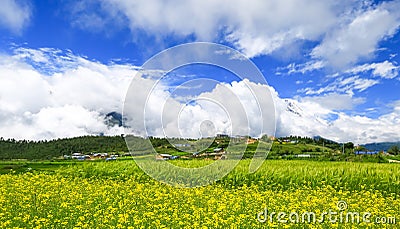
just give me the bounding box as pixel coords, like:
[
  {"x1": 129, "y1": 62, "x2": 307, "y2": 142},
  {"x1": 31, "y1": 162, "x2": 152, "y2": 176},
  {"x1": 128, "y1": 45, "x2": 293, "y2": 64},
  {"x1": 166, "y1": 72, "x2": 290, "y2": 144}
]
[{"x1": 0, "y1": 135, "x2": 392, "y2": 162}]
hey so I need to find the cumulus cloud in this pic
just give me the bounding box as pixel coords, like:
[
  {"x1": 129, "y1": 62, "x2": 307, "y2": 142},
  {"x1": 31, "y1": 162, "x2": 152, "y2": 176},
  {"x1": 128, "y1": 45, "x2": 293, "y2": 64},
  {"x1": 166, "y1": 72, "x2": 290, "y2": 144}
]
[
  {"x1": 274, "y1": 96, "x2": 400, "y2": 144},
  {"x1": 1, "y1": 47, "x2": 400, "y2": 144},
  {"x1": 124, "y1": 77, "x2": 276, "y2": 139},
  {"x1": 0, "y1": 48, "x2": 133, "y2": 140},
  {"x1": 300, "y1": 93, "x2": 365, "y2": 111},
  {"x1": 70, "y1": 0, "x2": 341, "y2": 54},
  {"x1": 0, "y1": 105, "x2": 115, "y2": 140},
  {"x1": 1, "y1": 47, "x2": 277, "y2": 140},
  {"x1": 332, "y1": 109, "x2": 400, "y2": 144},
  {"x1": 0, "y1": 0, "x2": 31, "y2": 34},
  {"x1": 67, "y1": 0, "x2": 400, "y2": 69},
  {"x1": 311, "y1": 1, "x2": 400, "y2": 68}
]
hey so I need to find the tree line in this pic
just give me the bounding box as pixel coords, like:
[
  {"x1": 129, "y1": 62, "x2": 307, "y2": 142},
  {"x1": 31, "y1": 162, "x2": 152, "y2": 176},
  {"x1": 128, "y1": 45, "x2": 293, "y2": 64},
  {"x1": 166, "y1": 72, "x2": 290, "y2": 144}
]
[
  {"x1": 0, "y1": 135, "x2": 128, "y2": 160},
  {"x1": 0, "y1": 134, "x2": 397, "y2": 160}
]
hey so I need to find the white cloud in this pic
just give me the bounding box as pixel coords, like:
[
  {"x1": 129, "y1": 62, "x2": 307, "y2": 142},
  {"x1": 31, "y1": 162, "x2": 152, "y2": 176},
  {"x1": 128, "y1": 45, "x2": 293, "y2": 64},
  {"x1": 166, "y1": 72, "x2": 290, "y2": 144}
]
[
  {"x1": 346, "y1": 61, "x2": 399, "y2": 79},
  {"x1": 312, "y1": 1, "x2": 400, "y2": 68},
  {"x1": 295, "y1": 61, "x2": 397, "y2": 99},
  {"x1": 0, "y1": 0, "x2": 31, "y2": 34},
  {"x1": 124, "y1": 73, "x2": 400, "y2": 144},
  {"x1": 300, "y1": 93, "x2": 365, "y2": 110},
  {"x1": 277, "y1": 60, "x2": 325, "y2": 75},
  {"x1": 332, "y1": 109, "x2": 400, "y2": 144},
  {"x1": 65, "y1": 0, "x2": 346, "y2": 56},
  {"x1": 124, "y1": 78, "x2": 277, "y2": 139},
  {"x1": 67, "y1": 0, "x2": 400, "y2": 70},
  {"x1": 274, "y1": 96, "x2": 400, "y2": 144},
  {"x1": 0, "y1": 105, "x2": 109, "y2": 140},
  {"x1": 0, "y1": 48, "x2": 134, "y2": 140},
  {"x1": 1, "y1": 47, "x2": 400, "y2": 144},
  {"x1": 223, "y1": 0, "x2": 347, "y2": 57},
  {"x1": 301, "y1": 75, "x2": 380, "y2": 95},
  {"x1": 0, "y1": 47, "x2": 277, "y2": 140}
]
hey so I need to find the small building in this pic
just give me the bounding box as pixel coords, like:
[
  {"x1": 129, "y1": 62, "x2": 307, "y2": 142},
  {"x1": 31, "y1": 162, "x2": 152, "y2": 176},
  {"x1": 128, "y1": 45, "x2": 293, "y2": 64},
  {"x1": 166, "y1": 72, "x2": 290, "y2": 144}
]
[
  {"x1": 296, "y1": 154, "x2": 311, "y2": 158},
  {"x1": 174, "y1": 143, "x2": 191, "y2": 147},
  {"x1": 71, "y1": 153, "x2": 83, "y2": 159},
  {"x1": 246, "y1": 138, "x2": 257, "y2": 144},
  {"x1": 216, "y1": 134, "x2": 229, "y2": 138},
  {"x1": 105, "y1": 156, "x2": 117, "y2": 161},
  {"x1": 215, "y1": 155, "x2": 227, "y2": 160},
  {"x1": 355, "y1": 151, "x2": 379, "y2": 155},
  {"x1": 388, "y1": 159, "x2": 400, "y2": 163},
  {"x1": 77, "y1": 155, "x2": 90, "y2": 160},
  {"x1": 155, "y1": 154, "x2": 178, "y2": 160},
  {"x1": 90, "y1": 153, "x2": 109, "y2": 160}
]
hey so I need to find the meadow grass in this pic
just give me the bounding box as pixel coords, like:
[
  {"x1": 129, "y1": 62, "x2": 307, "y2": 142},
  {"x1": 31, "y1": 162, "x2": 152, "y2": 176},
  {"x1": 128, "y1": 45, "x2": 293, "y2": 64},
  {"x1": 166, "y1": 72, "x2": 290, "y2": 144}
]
[
  {"x1": 0, "y1": 159, "x2": 399, "y2": 228},
  {"x1": 55, "y1": 159, "x2": 400, "y2": 193}
]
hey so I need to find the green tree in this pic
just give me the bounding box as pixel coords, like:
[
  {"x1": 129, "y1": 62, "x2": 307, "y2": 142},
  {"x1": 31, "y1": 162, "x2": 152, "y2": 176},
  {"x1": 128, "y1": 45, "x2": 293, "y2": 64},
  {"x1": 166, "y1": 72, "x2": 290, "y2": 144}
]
[{"x1": 388, "y1": 145, "x2": 400, "y2": 155}]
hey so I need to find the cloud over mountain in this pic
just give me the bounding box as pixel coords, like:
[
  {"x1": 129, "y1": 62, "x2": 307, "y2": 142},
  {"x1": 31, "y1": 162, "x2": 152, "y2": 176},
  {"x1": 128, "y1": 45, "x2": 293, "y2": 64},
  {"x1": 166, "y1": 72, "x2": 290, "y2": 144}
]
[{"x1": 1, "y1": 47, "x2": 399, "y2": 144}]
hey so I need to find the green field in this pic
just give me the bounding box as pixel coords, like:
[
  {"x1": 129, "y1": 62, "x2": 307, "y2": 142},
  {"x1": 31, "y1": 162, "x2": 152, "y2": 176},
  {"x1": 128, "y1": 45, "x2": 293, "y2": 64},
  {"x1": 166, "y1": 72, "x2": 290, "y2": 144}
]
[{"x1": 0, "y1": 159, "x2": 399, "y2": 228}]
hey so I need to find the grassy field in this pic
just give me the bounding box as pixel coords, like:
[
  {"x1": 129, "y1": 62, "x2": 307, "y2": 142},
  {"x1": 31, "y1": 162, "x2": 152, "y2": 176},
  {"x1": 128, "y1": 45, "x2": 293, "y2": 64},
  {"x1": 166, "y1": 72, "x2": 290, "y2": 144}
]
[{"x1": 0, "y1": 159, "x2": 399, "y2": 228}]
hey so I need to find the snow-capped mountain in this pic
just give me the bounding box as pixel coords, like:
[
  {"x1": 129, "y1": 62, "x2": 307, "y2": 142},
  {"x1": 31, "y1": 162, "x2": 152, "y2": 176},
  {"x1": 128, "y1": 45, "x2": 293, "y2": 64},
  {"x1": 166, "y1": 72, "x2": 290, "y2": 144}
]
[
  {"x1": 275, "y1": 98, "x2": 334, "y2": 140},
  {"x1": 284, "y1": 99, "x2": 304, "y2": 117}
]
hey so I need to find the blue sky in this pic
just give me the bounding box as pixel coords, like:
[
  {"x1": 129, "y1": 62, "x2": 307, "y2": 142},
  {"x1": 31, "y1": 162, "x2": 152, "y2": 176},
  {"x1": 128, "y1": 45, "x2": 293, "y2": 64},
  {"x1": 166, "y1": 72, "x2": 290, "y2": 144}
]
[{"x1": 0, "y1": 0, "x2": 399, "y2": 143}]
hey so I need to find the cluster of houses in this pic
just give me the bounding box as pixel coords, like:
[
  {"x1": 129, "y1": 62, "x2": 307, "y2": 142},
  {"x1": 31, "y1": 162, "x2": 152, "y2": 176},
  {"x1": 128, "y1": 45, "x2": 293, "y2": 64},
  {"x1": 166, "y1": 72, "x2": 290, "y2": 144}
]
[
  {"x1": 155, "y1": 134, "x2": 268, "y2": 161},
  {"x1": 155, "y1": 154, "x2": 179, "y2": 160},
  {"x1": 193, "y1": 148, "x2": 227, "y2": 160},
  {"x1": 354, "y1": 151, "x2": 381, "y2": 155},
  {"x1": 64, "y1": 152, "x2": 119, "y2": 161},
  {"x1": 156, "y1": 148, "x2": 227, "y2": 161},
  {"x1": 277, "y1": 138, "x2": 298, "y2": 144},
  {"x1": 173, "y1": 143, "x2": 191, "y2": 148}
]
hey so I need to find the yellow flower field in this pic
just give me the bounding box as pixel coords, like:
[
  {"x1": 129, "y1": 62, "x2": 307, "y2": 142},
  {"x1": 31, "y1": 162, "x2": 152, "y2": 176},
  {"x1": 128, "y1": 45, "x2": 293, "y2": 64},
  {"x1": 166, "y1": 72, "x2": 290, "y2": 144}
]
[{"x1": 0, "y1": 160, "x2": 399, "y2": 228}]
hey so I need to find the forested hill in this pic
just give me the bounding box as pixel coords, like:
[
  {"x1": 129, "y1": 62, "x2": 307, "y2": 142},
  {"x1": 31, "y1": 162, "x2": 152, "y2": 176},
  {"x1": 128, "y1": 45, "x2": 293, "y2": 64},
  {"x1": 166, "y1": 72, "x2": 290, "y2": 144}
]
[
  {"x1": 0, "y1": 136, "x2": 129, "y2": 160},
  {"x1": 0, "y1": 134, "x2": 360, "y2": 160},
  {"x1": 362, "y1": 142, "x2": 400, "y2": 151}
]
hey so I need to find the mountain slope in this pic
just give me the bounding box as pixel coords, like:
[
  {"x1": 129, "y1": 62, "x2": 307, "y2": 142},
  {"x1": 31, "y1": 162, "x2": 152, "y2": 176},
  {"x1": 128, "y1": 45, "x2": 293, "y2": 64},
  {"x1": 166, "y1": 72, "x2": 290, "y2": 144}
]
[{"x1": 362, "y1": 142, "x2": 400, "y2": 151}]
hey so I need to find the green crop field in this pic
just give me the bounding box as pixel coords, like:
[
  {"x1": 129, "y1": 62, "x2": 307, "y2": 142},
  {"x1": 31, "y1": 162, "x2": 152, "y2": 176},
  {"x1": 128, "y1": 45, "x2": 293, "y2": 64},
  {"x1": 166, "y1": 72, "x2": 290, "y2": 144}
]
[{"x1": 0, "y1": 159, "x2": 399, "y2": 228}]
